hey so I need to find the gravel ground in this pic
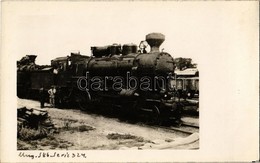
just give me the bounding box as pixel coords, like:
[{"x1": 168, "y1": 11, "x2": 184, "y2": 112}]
[{"x1": 17, "y1": 98, "x2": 199, "y2": 150}]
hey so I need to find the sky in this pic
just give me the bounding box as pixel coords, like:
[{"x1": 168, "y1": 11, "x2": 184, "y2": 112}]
[
  {"x1": 2, "y1": 1, "x2": 257, "y2": 69},
  {"x1": 4, "y1": 1, "x2": 254, "y2": 66}
]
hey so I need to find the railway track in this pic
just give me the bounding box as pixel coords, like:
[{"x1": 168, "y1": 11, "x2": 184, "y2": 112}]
[
  {"x1": 79, "y1": 104, "x2": 200, "y2": 135},
  {"x1": 154, "y1": 116, "x2": 199, "y2": 135},
  {"x1": 182, "y1": 121, "x2": 199, "y2": 128},
  {"x1": 160, "y1": 126, "x2": 196, "y2": 135},
  {"x1": 139, "y1": 123, "x2": 198, "y2": 136},
  {"x1": 138, "y1": 119, "x2": 199, "y2": 135}
]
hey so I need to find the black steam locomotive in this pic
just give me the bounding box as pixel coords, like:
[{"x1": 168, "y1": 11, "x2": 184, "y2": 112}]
[{"x1": 17, "y1": 33, "x2": 182, "y2": 124}]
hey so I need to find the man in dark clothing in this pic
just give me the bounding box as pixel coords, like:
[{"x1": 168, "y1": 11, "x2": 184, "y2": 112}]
[
  {"x1": 182, "y1": 89, "x2": 187, "y2": 100},
  {"x1": 177, "y1": 89, "x2": 182, "y2": 100},
  {"x1": 39, "y1": 88, "x2": 45, "y2": 108}
]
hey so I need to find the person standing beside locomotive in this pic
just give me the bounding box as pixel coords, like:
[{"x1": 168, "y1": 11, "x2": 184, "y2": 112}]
[
  {"x1": 39, "y1": 87, "x2": 45, "y2": 108},
  {"x1": 48, "y1": 86, "x2": 56, "y2": 107}
]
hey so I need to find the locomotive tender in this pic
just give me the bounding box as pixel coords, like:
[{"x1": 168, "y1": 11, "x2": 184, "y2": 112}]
[{"x1": 17, "y1": 33, "x2": 182, "y2": 124}]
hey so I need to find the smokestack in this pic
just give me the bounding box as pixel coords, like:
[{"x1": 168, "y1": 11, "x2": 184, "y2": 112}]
[{"x1": 145, "y1": 33, "x2": 165, "y2": 53}]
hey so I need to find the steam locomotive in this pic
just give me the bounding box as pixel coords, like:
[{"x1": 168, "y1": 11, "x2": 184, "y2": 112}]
[{"x1": 17, "y1": 33, "x2": 182, "y2": 124}]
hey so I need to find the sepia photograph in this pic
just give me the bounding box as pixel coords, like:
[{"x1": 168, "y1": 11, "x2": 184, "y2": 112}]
[
  {"x1": 17, "y1": 32, "x2": 199, "y2": 150},
  {"x1": 1, "y1": 1, "x2": 259, "y2": 162}
]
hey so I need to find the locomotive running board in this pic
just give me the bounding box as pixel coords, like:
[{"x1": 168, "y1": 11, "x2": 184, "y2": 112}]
[
  {"x1": 140, "y1": 108, "x2": 153, "y2": 112},
  {"x1": 145, "y1": 99, "x2": 161, "y2": 102}
]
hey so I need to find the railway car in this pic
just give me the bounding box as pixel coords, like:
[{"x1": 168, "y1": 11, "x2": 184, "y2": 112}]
[
  {"x1": 171, "y1": 68, "x2": 199, "y2": 98},
  {"x1": 17, "y1": 55, "x2": 53, "y2": 99},
  {"x1": 175, "y1": 77, "x2": 199, "y2": 98}
]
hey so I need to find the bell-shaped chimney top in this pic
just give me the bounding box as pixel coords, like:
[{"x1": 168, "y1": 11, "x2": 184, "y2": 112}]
[{"x1": 145, "y1": 33, "x2": 165, "y2": 53}]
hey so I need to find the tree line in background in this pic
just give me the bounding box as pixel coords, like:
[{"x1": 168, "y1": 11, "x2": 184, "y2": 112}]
[{"x1": 174, "y1": 57, "x2": 197, "y2": 70}]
